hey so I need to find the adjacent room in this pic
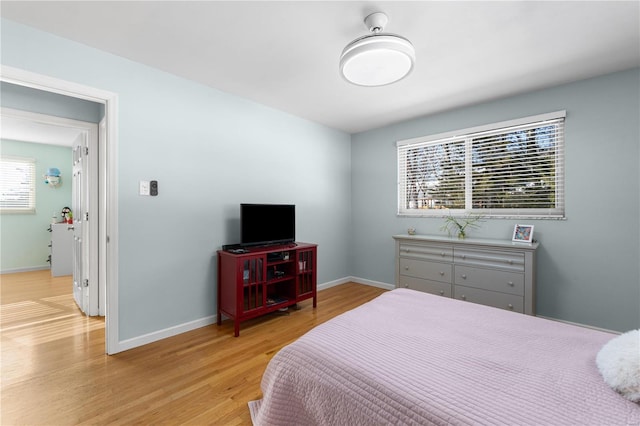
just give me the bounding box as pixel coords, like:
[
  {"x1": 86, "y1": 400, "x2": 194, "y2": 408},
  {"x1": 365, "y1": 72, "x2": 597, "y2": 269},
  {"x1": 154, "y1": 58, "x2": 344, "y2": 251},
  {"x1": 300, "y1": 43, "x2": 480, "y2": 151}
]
[{"x1": 1, "y1": 1, "x2": 638, "y2": 424}]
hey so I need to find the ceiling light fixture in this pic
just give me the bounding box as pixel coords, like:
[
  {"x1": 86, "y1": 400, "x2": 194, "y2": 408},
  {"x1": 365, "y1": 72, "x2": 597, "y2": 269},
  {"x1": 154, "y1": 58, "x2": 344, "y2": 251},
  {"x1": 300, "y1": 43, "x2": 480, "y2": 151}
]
[{"x1": 339, "y1": 12, "x2": 415, "y2": 87}]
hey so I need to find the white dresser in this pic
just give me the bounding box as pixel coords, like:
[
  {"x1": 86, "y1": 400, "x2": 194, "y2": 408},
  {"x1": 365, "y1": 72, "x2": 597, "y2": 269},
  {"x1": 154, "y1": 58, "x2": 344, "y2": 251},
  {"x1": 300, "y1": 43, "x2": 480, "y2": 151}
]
[
  {"x1": 393, "y1": 235, "x2": 538, "y2": 315},
  {"x1": 50, "y1": 223, "x2": 73, "y2": 276}
]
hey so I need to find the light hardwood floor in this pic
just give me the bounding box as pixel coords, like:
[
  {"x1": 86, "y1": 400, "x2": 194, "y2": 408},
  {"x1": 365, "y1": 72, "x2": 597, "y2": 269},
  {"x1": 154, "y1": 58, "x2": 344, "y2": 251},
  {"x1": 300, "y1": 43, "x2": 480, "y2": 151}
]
[{"x1": 1, "y1": 270, "x2": 386, "y2": 425}]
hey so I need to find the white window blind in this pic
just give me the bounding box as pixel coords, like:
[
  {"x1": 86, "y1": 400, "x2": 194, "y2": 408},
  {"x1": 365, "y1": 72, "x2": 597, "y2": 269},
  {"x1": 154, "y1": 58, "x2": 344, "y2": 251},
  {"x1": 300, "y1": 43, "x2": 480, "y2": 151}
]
[
  {"x1": 398, "y1": 112, "x2": 565, "y2": 218},
  {"x1": 1, "y1": 156, "x2": 36, "y2": 213}
]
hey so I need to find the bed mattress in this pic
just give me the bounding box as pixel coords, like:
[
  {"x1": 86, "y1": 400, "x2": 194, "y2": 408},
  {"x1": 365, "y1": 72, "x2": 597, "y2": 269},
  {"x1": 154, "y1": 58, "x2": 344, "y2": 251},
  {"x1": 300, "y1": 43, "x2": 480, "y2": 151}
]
[{"x1": 249, "y1": 288, "x2": 639, "y2": 425}]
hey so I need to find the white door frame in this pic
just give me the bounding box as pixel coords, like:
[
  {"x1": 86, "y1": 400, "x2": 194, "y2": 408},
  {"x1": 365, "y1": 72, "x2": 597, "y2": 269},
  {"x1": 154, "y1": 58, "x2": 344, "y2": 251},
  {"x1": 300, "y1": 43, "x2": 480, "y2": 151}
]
[{"x1": 1, "y1": 65, "x2": 120, "y2": 354}]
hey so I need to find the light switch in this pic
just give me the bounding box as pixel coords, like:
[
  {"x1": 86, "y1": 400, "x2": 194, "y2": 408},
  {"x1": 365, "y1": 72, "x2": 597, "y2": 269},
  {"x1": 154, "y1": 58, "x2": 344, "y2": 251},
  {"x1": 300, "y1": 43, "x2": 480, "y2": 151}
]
[{"x1": 139, "y1": 180, "x2": 150, "y2": 196}]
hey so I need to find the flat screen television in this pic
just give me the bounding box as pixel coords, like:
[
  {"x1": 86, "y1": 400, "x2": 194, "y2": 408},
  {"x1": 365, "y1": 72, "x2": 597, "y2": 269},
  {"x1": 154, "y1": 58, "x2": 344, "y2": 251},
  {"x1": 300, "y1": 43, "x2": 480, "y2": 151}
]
[{"x1": 240, "y1": 203, "x2": 295, "y2": 247}]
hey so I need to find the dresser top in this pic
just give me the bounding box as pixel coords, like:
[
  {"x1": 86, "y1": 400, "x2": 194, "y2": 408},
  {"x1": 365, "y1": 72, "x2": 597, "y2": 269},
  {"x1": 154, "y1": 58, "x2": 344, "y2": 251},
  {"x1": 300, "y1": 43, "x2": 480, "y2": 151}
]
[{"x1": 393, "y1": 234, "x2": 539, "y2": 251}]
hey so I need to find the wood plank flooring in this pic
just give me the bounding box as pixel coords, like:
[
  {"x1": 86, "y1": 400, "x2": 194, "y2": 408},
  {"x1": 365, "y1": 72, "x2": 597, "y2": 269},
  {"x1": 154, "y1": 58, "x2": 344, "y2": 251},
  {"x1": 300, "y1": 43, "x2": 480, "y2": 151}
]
[{"x1": 0, "y1": 270, "x2": 386, "y2": 425}]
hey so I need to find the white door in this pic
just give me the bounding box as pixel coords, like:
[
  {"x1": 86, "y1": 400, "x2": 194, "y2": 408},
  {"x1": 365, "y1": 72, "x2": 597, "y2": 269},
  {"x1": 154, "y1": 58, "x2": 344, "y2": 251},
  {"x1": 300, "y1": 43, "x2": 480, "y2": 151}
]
[
  {"x1": 72, "y1": 126, "x2": 100, "y2": 316},
  {"x1": 72, "y1": 132, "x2": 90, "y2": 314}
]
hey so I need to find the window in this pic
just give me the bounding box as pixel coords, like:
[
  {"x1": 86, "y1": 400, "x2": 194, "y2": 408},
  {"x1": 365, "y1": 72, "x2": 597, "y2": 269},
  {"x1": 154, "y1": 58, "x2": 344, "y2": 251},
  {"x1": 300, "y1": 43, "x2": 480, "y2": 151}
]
[
  {"x1": 398, "y1": 111, "x2": 565, "y2": 218},
  {"x1": 1, "y1": 156, "x2": 36, "y2": 213}
]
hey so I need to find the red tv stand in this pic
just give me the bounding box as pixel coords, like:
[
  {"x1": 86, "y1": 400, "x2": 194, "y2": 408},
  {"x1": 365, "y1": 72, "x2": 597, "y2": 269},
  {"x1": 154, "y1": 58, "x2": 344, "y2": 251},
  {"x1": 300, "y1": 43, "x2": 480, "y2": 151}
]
[{"x1": 217, "y1": 242, "x2": 317, "y2": 336}]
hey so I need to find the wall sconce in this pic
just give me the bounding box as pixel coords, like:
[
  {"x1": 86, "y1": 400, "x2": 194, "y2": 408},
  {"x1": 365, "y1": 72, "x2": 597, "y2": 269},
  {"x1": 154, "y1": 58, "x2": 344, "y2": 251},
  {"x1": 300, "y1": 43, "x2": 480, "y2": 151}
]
[{"x1": 44, "y1": 167, "x2": 61, "y2": 188}]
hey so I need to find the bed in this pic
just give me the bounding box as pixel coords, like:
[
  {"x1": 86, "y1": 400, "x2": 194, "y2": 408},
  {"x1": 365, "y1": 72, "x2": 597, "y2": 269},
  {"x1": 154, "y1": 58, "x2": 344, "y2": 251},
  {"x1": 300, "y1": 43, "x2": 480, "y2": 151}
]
[{"x1": 249, "y1": 288, "x2": 639, "y2": 425}]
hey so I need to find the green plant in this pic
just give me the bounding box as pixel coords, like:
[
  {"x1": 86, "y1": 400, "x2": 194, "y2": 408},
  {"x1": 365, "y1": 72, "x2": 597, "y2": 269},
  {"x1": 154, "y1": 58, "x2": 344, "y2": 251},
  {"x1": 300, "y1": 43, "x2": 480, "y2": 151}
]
[{"x1": 440, "y1": 213, "x2": 483, "y2": 239}]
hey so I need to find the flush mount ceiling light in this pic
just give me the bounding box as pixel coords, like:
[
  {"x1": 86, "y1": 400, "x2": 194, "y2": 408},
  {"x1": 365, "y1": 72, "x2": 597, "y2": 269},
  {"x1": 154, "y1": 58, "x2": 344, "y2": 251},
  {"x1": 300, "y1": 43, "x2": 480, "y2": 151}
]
[{"x1": 340, "y1": 12, "x2": 415, "y2": 87}]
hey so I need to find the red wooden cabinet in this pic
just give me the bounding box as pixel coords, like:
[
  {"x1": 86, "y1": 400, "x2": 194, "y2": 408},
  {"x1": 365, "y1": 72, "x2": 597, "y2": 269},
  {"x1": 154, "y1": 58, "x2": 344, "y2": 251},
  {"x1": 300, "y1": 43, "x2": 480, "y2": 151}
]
[{"x1": 217, "y1": 243, "x2": 317, "y2": 336}]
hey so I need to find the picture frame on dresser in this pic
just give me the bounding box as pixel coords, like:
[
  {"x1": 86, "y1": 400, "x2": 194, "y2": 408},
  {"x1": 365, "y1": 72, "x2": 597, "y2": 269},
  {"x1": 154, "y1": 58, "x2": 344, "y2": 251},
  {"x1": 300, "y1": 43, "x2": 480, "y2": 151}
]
[{"x1": 512, "y1": 224, "x2": 534, "y2": 244}]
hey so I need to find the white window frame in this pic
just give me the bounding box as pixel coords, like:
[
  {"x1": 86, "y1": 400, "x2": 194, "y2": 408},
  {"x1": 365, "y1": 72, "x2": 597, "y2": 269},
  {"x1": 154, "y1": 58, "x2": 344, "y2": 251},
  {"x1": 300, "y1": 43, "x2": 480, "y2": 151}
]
[
  {"x1": 1, "y1": 155, "x2": 37, "y2": 214},
  {"x1": 397, "y1": 111, "x2": 566, "y2": 219}
]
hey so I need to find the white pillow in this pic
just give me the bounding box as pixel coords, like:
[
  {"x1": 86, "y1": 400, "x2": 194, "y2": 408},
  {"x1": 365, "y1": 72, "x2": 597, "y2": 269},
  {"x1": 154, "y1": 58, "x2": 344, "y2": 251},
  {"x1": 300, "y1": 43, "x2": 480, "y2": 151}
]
[{"x1": 596, "y1": 329, "x2": 640, "y2": 402}]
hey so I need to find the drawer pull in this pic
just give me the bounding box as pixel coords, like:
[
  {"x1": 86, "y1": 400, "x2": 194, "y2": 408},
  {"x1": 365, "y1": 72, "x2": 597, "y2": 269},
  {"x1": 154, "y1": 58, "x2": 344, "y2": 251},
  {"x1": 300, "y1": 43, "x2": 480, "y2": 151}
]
[
  {"x1": 439, "y1": 290, "x2": 444, "y2": 295},
  {"x1": 405, "y1": 248, "x2": 410, "y2": 253},
  {"x1": 405, "y1": 284, "x2": 409, "y2": 288},
  {"x1": 440, "y1": 252, "x2": 445, "y2": 257},
  {"x1": 404, "y1": 266, "x2": 409, "y2": 271},
  {"x1": 508, "y1": 281, "x2": 514, "y2": 286},
  {"x1": 508, "y1": 260, "x2": 513, "y2": 264},
  {"x1": 508, "y1": 304, "x2": 514, "y2": 310},
  {"x1": 462, "y1": 255, "x2": 466, "y2": 259},
  {"x1": 461, "y1": 295, "x2": 466, "y2": 300},
  {"x1": 439, "y1": 271, "x2": 445, "y2": 276},
  {"x1": 461, "y1": 274, "x2": 467, "y2": 279}
]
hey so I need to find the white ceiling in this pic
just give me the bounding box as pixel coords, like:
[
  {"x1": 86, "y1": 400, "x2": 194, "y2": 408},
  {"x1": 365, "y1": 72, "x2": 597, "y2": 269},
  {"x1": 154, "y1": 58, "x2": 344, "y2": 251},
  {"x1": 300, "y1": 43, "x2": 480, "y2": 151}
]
[
  {"x1": 0, "y1": 114, "x2": 83, "y2": 147},
  {"x1": 1, "y1": 1, "x2": 639, "y2": 134}
]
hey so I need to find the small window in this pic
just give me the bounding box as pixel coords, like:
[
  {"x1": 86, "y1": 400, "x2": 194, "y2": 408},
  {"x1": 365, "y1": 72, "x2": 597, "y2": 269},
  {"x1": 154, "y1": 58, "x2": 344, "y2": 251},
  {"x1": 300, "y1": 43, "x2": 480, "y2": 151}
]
[
  {"x1": 397, "y1": 111, "x2": 565, "y2": 219},
  {"x1": 1, "y1": 156, "x2": 36, "y2": 213}
]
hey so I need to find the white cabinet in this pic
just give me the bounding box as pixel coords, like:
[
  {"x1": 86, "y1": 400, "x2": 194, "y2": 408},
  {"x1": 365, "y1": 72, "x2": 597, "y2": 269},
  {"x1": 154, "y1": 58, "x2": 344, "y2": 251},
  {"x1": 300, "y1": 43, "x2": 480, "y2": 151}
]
[
  {"x1": 50, "y1": 223, "x2": 73, "y2": 276},
  {"x1": 393, "y1": 235, "x2": 538, "y2": 315}
]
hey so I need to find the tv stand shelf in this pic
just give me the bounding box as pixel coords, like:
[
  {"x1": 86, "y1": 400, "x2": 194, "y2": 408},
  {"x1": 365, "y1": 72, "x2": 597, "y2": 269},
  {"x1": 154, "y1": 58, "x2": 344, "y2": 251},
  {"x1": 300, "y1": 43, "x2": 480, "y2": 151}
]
[{"x1": 217, "y1": 242, "x2": 317, "y2": 336}]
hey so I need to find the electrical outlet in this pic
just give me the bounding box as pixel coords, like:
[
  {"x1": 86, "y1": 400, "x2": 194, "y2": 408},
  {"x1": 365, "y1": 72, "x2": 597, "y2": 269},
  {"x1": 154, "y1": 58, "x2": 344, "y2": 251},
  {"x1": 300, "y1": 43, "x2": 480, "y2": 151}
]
[{"x1": 139, "y1": 180, "x2": 150, "y2": 196}]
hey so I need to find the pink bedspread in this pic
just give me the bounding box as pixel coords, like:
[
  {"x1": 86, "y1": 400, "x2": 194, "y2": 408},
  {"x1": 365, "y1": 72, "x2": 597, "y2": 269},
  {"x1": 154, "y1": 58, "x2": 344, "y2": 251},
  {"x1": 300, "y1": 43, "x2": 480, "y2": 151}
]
[{"x1": 249, "y1": 289, "x2": 640, "y2": 425}]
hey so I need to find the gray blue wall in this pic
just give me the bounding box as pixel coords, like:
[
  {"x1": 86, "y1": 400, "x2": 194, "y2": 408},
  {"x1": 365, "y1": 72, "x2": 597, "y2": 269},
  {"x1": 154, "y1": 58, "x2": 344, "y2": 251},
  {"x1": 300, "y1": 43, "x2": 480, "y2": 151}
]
[
  {"x1": 1, "y1": 19, "x2": 352, "y2": 341},
  {"x1": 2, "y1": 17, "x2": 637, "y2": 344},
  {"x1": 351, "y1": 68, "x2": 640, "y2": 332},
  {"x1": 1, "y1": 81, "x2": 103, "y2": 122}
]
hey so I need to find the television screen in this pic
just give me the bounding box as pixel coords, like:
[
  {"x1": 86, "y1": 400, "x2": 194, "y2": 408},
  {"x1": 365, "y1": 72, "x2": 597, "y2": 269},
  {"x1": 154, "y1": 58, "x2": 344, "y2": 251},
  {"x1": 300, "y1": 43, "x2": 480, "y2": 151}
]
[{"x1": 241, "y1": 204, "x2": 295, "y2": 247}]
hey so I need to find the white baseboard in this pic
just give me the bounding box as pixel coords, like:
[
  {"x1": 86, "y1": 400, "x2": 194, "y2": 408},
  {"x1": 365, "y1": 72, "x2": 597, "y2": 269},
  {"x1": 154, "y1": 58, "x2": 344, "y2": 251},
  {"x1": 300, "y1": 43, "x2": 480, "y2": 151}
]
[
  {"x1": 1, "y1": 266, "x2": 50, "y2": 274},
  {"x1": 537, "y1": 315, "x2": 620, "y2": 335},
  {"x1": 317, "y1": 276, "x2": 395, "y2": 291},
  {"x1": 116, "y1": 315, "x2": 217, "y2": 353},
  {"x1": 317, "y1": 277, "x2": 351, "y2": 291},
  {"x1": 348, "y1": 276, "x2": 395, "y2": 290},
  {"x1": 115, "y1": 277, "x2": 394, "y2": 353}
]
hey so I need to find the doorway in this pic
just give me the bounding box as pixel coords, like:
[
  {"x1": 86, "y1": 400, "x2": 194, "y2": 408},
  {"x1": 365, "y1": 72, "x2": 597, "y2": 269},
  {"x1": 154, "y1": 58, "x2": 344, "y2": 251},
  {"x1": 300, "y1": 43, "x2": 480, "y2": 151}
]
[
  {"x1": 2, "y1": 107, "x2": 100, "y2": 315},
  {"x1": 1, "y1": 65, "x2": 119, "y2": 354}
]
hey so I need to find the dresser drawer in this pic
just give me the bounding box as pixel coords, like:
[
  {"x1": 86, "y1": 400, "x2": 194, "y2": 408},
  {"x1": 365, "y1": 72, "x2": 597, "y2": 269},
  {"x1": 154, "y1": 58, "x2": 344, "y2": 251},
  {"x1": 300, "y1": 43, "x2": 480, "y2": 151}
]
[
  {"x1": 399, "y1": 258, "x2": 452, "y2": 283},
  {"x1": 454, "y1": 266, "x2": 525, "y2": 296},
  {"x1": 394, "y1": 235, "x2": 537, "y2": 315},
  {"x1": 398, "y1": 276, "x2": 452, "y2": 297},
  {"x1": 399, "y1": 243, "x2": 453, "y2": 263},
  {"x1": 454, "y1": 248, "x2": 524, "y2": 272},
  {"x1": 454, "y1": 285, "x2": 524, "y2": 313}
]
